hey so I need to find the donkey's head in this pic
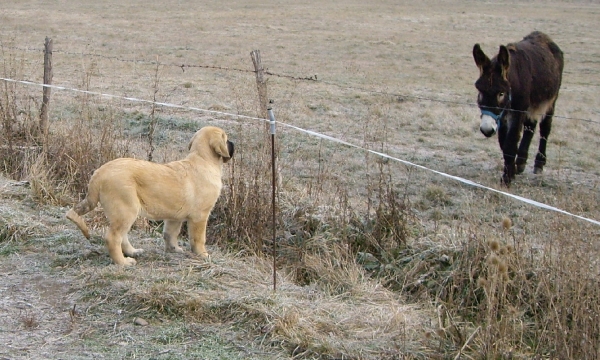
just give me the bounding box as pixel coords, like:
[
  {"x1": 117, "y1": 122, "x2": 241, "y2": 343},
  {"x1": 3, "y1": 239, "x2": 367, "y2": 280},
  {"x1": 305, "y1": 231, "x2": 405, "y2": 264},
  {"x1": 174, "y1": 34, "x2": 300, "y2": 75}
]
[{"x1": 473, "y1": 44, "x2": 512, "y2": 137}]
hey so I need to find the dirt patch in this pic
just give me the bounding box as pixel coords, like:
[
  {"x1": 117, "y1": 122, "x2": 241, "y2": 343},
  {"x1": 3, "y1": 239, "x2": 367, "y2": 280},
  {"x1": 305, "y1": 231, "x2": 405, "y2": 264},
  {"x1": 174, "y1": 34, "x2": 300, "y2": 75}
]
[
  {"x1": 1, "y1": 255, "x2": 75, "y2": 358},
  {"x1": 0, "y1": 179, "x2": 77, "y2": 358}
]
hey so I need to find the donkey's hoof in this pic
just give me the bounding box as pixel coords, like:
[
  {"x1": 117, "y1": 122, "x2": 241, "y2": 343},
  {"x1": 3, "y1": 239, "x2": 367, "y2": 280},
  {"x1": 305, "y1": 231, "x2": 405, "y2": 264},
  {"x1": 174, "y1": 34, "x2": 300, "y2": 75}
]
[
  {"x1": 533, "y1": 167, "x2": 544, "y2": 174},
  {"x1": 516, "y1": 163, "x2": 526, "y2": 174}
]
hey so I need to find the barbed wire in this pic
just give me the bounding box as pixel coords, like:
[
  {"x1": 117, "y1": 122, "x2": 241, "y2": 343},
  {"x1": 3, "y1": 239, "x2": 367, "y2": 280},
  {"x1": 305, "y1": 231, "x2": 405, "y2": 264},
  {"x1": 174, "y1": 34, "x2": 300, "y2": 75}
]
[
  {"x1": 316, "y1": 80, "x2": 600, "y2": 124},
  {"x1": 0, "y1": 44, "x2": 44, "y2": 53},
  {"x1": 1, "y1": 43, "x2": 598, "y2": 124}
]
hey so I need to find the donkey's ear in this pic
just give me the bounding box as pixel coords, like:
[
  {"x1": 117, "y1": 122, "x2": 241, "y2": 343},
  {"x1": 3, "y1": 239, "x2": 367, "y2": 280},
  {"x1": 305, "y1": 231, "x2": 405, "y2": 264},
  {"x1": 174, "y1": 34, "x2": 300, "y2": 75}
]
[
  {"x1": 498, "y1": 45, "x2": 510, "y2": 80},
  {"x1": 473, "y1": 44, "x2": 490, "y2": 75}
]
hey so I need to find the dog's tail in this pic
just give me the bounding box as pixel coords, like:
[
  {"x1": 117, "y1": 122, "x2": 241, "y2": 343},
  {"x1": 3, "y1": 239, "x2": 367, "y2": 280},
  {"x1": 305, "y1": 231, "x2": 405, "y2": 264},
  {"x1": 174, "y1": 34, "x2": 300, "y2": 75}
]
[{"x1": 65, "y1": 187, "x2": 100, "y2": 239}]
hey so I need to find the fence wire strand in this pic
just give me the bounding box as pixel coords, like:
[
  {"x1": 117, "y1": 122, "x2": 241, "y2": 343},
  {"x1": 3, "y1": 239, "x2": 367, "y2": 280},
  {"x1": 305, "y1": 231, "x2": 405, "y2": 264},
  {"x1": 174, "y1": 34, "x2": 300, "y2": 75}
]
[
  {"x1": 1, "y1": 43, "x2": 598, "y2": 125},
  {"x1": 1, "y1": 76, "x2": 599, "y2": 228}
]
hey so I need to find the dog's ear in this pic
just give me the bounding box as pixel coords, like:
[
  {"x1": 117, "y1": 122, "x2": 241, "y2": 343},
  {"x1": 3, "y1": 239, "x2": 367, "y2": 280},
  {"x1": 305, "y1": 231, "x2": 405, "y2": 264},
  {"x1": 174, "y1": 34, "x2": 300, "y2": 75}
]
[
  {"x1": 210, "y1": 131, "x2": 231, "y2": 162},
  {"x1": 188, "y1": 132, "x2": 198, "y2": 151}
]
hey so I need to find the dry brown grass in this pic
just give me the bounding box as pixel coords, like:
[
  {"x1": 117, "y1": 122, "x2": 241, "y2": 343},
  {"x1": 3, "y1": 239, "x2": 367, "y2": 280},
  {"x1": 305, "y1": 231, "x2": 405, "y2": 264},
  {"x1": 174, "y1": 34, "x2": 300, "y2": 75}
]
[
  {"x1": 2, "y1": 0, "x2": 600, "y2": 359},
  {"x1": 72, "y1": 253, "x2": 432, "y2": 359}
]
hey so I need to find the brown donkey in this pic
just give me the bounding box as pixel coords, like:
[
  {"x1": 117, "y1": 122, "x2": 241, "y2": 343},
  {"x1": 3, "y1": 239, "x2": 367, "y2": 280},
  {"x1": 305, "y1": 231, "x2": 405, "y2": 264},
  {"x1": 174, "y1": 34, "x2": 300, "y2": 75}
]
[{"x1": 473, "y1": 31, "x2": 564, "y2": 186}]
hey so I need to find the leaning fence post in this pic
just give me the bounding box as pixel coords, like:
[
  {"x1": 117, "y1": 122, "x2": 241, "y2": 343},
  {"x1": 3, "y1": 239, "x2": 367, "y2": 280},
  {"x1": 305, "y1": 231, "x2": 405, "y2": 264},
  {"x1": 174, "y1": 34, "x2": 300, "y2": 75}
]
[
  {"x1": 39, "y1": 37, "x2": 53, "y2": 142},
  {"x1": 267, "y1": 104, "x2": 278, "y2": 292},
  {"x1": 250, "y1": 50, "x2": 269, "y2": 133}
]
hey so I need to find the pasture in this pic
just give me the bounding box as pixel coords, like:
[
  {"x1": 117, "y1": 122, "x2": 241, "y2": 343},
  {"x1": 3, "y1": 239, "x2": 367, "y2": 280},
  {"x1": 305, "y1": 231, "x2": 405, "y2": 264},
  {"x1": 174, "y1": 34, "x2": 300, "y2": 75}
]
[{"x1": 1, "y1": 0, "x2": 599, "y2": 358}]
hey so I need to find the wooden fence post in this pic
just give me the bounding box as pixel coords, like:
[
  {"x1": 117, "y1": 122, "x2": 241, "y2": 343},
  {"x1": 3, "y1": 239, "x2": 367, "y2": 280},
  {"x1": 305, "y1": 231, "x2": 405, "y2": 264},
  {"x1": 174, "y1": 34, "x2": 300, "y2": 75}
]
[
  {"x1": 39, "y1": 37, "x2": 53, "y2": 141},
  {"x1": 250, "y1": 50, "x2": 269, "y2": 132}
]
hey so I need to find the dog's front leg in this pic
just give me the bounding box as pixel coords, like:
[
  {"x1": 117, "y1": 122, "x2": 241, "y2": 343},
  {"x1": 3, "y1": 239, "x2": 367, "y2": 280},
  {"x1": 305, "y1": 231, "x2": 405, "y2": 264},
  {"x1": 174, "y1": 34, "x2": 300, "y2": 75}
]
[
  {"x1": 188, "y1": 213, "x2": 210, "y2": 260},
  {"x1": 163, "y1": 220, "x2": 184, "y2": 253}
]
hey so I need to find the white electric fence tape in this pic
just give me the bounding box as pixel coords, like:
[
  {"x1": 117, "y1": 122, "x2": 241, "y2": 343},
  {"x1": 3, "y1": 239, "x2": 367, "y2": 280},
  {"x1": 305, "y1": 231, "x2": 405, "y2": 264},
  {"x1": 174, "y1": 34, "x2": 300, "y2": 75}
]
[{"x1": 2, "y1": 77, "x2": 599, "y2": 227}]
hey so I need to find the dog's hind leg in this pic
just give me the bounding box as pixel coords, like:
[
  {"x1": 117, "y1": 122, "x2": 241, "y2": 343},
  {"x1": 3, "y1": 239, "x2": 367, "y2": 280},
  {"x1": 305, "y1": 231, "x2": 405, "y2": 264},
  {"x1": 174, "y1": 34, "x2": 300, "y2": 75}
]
[
  {"x1": 105, "y1": 211, "x2": 139, "y2": 266},
  {"x1": 121, "y1": 233, "x2": 144, "y2": 258},
  {"x1": 188, "y1": 211, "x2": 211, "y2": 260},
  {"x1": 163, "y1": 220, "x2": 184, "y2": 253}
]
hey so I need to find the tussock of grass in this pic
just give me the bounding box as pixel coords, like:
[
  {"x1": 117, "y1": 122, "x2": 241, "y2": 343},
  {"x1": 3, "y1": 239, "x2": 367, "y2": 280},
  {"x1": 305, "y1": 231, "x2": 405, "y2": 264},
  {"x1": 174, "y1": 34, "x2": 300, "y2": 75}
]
[
  {"x1": 372, "y1": 222, "x2": 600, "y2": 359},
  {"x1": 76, "y1": 253, "x2": 435, "y2": 359}
]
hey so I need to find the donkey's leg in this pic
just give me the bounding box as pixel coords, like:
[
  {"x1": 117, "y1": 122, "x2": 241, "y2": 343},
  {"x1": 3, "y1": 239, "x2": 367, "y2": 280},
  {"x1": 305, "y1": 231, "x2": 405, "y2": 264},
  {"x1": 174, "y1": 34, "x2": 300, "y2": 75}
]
[
  {"x1": 501, "y1": 115, "x2": 522, "y2": 186},
  {"x1": 534, "y1": 108, "x2": 554, "y2": 174},
  {"x1": 497, "y1": 116, "x2": 508, "y2": 153},
  {"x1": 516, "y1": 120, "x2": 537, "y2": 174}
]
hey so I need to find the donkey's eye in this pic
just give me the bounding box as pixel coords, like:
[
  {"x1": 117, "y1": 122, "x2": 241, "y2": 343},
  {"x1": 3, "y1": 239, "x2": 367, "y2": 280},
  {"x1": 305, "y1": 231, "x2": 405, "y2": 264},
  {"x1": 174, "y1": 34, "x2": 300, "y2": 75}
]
[{"x1": 498, "y1": 92, "x2": 505, "y2": 98}]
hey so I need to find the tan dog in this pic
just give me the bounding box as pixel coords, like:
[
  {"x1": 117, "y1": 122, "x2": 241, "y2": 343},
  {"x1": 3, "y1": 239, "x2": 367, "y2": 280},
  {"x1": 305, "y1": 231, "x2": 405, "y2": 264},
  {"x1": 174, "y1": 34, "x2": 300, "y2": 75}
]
[{"x1": 66, "y1": 126, "x2": 234, "y2": 266}]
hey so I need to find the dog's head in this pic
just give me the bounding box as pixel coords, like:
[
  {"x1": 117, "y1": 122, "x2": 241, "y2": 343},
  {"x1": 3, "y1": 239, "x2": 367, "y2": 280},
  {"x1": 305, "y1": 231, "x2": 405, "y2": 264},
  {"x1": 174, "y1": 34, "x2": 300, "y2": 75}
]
[{"x1": 189, "y1": 126, "x2": 234, "y2": 163}]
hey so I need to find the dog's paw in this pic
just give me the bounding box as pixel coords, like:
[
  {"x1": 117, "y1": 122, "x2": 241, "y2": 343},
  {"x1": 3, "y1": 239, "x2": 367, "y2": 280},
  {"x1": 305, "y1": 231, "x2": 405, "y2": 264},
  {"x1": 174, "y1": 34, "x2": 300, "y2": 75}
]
[
  {"x1": 192, "y1": 252, "x2": 211, "y2": 262},
  {"x1": 121, "y1": 257, "x2": 137, "y2": 266},
  {"x1": 165, "y1": 245, "x2": 184, "y2": 253},
  {"x1": 125, "y1": 248, "x2": 145, "y2": 257},
  {"x1": 200, "y1": 253, "x2": 211, "y2": 262}
]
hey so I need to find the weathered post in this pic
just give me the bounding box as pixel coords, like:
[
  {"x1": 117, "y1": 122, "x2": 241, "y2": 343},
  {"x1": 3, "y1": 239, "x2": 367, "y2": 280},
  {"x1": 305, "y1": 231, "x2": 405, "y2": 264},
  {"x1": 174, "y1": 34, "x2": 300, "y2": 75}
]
[
  {"x1": 39, "y1": 37, "x2": 53, "y2": 141},
  {"x1": 250, "y1": 50, "x2": 269, "y2": 132}
]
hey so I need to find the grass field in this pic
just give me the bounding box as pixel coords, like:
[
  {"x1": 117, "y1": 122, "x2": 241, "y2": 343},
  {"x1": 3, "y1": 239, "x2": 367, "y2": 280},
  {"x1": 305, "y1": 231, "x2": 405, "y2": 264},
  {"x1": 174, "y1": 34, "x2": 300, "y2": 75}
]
[{"x1": 1, "y1": 0, "x2": 599, "y2": 359}]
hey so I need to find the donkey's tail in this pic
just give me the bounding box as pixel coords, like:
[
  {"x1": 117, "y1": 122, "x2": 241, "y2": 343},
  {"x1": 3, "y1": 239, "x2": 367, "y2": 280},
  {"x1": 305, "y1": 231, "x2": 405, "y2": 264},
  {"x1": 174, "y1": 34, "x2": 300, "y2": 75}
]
[{"x1": 65, "y1": 186, "x2": 100, "y2": 239}]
